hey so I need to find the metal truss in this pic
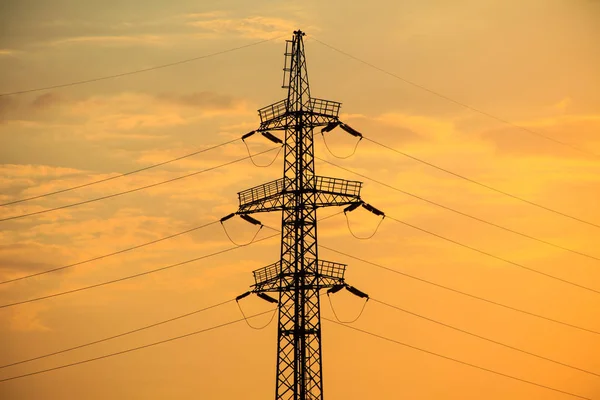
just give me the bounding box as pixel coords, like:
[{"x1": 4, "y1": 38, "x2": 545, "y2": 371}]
[{"x1": 231, "y1": 30, "x2": 364, "y2": 400}]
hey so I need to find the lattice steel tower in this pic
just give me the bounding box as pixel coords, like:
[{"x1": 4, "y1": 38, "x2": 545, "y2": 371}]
[{"x1": 229, "y1": 30, "x2": 370, "y2": 400}]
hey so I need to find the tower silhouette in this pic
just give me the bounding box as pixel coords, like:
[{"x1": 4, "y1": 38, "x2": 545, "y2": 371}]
[{"x1": 229, "y1": 30, "x2": 372, "y2": 400}]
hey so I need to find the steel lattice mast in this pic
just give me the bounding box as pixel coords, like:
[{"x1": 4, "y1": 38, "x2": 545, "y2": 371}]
[{"x1": 229, "y1": 30, "x2": 372, "y2": 400}]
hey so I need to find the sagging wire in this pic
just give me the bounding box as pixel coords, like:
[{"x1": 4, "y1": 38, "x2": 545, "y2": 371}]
[
  {"x1": 326, "y1": 284, "x2": 369, "y2": 324},
  {"x1": 236, "y1": 291, "x2": 279, "y2": 330},
  {"x1": 242, "y1": 130, "x2": 284, "y2": 167},
  {"x1": 321, "y1": 133, "x2": 362, "y2": 159},
  {"x1": 220, "y1": 213, "x2": 264, "y2": 246},
  {"x1": 344, "y1": 202, "x2": 386, "y2": 240},
  {"x1": 320, "y1": 121, "x2": 363, "y2": 159}
]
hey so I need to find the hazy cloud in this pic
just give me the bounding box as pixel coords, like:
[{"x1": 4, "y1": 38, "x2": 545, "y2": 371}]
[
  {"x1": 51, "y1": 34, "x2": 168, "y2": 47},
  {"x1": 480, "y1": 114, "x2": 600, "y2": 158},
  {"x1": 187, "y1": 15, "x2": 304, "y2": 40},
  {"x1": 0, "y1": 49, "x2": 16, "y2": 56},
  {"x1": 31, "y1": 92, "x2": 64, "y2": 109},
  {"x1": 155, "y1": 91, "x2": 239, "y2": 110}
]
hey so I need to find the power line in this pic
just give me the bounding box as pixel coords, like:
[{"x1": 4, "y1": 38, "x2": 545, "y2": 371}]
[
  {"x1": 324, "y1": 318, "x2": 591, "y2": 400},
  {"x1": 263, "y1": 220, "x2": 599, "y2": 334},
  {"x1": 0, "y1": 299, "x2": 234, "y2": 369},
  {"x1": 317, "y1": 157, "x2": 600, "y2": 261},
  {"x1": 310, "y1": 36, "x2": 596, "y2": 158},
  {"x1": 2, "y1": 210, "x2": 342, "y2": 286},
  {"x1": 385, "y1": 214, "x2": 600, "y2": 295},
  {"x1": 363, "y1": 137, "x2": 600, "y2": 230},
  {"x1": 0, "y1": 233, "x2": 279, "y2": 309},
  {"x1": 0, "y1": 36, "x2": 284, "y2": 97},
  {"x1": 0, "y1": 138, "x2": 240, "y2": 207},
  {"x1": 0, "y1": 147, "x2": 281, "y2": 223},
  {"x1": 370, "y1": 298, "x2": 600, "y2": 378},
  {"x1": 0, "y1": 309, "x2": 275, "y2": 383},
  {"x1": 320, "y1": 245, "x2": 600, "y2": 335},
  {"x1": 0, "y1": 221, "x2": 219, "y2": 285}
]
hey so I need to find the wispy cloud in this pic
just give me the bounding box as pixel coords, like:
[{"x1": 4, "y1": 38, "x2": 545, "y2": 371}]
[
  {"x1": 50, "y1": 34, "x2": 168, "y2": 47},
  {"x1": 0, "y1": 49, "x2": 17, "y2": 57},
  {"x1": 187, "y1": 15, "x2": 307, "y2": 40}
]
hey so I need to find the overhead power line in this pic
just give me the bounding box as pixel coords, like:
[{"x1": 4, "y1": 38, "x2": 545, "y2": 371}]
[
  {"x1": 0, "y1": 146, "x2": 281, "y2": 223},
  {"x1": 0, "y1": 36, "x2": 284, "y2": 97},
  {"x1": 0, "y1": 299, "x2": 234, "y2": 369},
  {"x1": 324, "y1": 318, "x2": 591, "y2": 400},
  {"x1": 0, "y1": 221, "x2": 219, "y2": 285},
  {"x1": 310, "y1": 36, "x2": 596, "y2": 158},
  {"x1": 0, "y1": 309, "x2": 275, "y2": 383},
  {"x1": 2, "y1": 211, "x2": 342, "y2": 286},
  {"x1": 370, "y1": 298, "x2": 600, "y2": 378},
  {"x1": 320, "y1": 245, "x2": 600, "y2": 335},
  {"x1": 363, "y1": 137, "x2": 600, "y2": 230},
  {"x1": 317, "y1": 157, "x2": 599, "y2": 261},
  {"x1": 385, "y1": 214, "x2": 600, "y2": 295},
  {"x1": 0, "y1": 138, "x2": 240, "y2": 207},
  {"x1": 262, "y1": 221, "x2": 599, "y2": 334},
  {"x1": 0, "y1": 233, "x2": 279, "y2": 309}
]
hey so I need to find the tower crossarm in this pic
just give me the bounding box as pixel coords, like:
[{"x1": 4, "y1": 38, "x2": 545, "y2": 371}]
[
  {"x1": 237, "y1": 176, "x2": 363, "y2": 214},
  {"x1": 251, "y1": 258, "x2": 347, "y2": 293},
  {"x1": 257, "y1": 98, "x2": 342, "y2": 131}
]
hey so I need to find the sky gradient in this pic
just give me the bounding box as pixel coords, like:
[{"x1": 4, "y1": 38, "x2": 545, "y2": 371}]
[{"x1": 1, "y1": 1, "x2": 599, "y2": 399}]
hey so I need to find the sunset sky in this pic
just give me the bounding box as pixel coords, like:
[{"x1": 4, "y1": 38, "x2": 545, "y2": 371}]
[{"x1": 1, "y1": 0, "x2": 599, "y2": 399}]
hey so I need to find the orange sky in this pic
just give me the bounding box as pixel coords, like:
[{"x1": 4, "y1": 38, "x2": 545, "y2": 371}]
[{"x1": 1, "y1": 1, "x2": 599, "y2": 399}]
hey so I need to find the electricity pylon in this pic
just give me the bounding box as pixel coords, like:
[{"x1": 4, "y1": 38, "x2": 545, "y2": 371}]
[{"x1": 225, "y1": 30, "x2": 376, "y2": 400}]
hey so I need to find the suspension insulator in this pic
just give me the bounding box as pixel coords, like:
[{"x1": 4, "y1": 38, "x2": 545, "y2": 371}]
[
  {"x1": 343, "y1": 202, "x2": 362, "y2": 214},
  {"x1": 220, "y1": 212, "x2": 236, "y2": 223},
  {"x1": 362, "y1": 203, "x2": 385, "y2": 217},
  {"x1": 326, "y1": 284, "x2": 345, "y2": 295},
  {"x1": 257, "y1": 292, "x2": 279, "y2": 304},
  {"x1": 236, "y1": 291, "x2": 252, "y2": 301},
  {"x1": 262, "y1": 131, "x2": 283, "y2": 144},
  {"x1": 346, "y1": 285, "x2": 369, "y2": 299},
  {"x1": 339, "y1": 123, "x2": 363, "y2": 138},
  {"x1": 321, "y1": 121, "x2": 340, "y2": 133},
  {"x1": 240, "y1": 214, "x2": 262, "y2": 226},
  {"x1": 242, "y1": 131, "x2": 256, "y2": 141}
]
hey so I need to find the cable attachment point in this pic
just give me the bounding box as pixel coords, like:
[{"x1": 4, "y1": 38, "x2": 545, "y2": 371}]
[
  {"x1": 346, "y1": 285, "x2": 369, "y2": 300},
  {"x1": 321, "y1": 121, "x2": 340, "y2": 133},
  {"x1": 345, "y1": 202, "x2": 385, "y2": 240},
  {"x1": 339, "y1": 123, "x2": 363, "y2": 138},
  {"x1": 326, "y1": 284, "x2": 345, "y2": 295},
  {"x1": 343, "y1": 202, "x2": 363, "y2": 214},
  {"x1": 257, "y1": 292, "x2": 279, "y2": 304},
  {"x1": 220, "y1": 212, "x2": 236, "y2": 223},
  {"x1": 236, "y1": 294, "x2": 278, "y2": 330},
  {"x1": 236, "y1": 291, "x2": 252, "y2": 302},
  {"x1": 220, "y1": 213, "x2": 263, "y2": 246},
  {"x1": 241, "y1": 130, "x2": 257, "y2": 141},
  {"x1": 240, "y1": 214, "x2": 262, "y2": 226},
  {"x1": 261, "y1": 131, "x2": 283, "y2": 144},
  {"x1": 242, "y1": 131, "x2": 283, "y2": 168},
  {"x1": 321, "y1": 122, "x2": 363, "y2": 159},
  {"x1": 362, "y1": 203, "x2": 385, "y2": 218},
  {"x1": 327, "y1": 283, "x2": 369, "y2": 323}
]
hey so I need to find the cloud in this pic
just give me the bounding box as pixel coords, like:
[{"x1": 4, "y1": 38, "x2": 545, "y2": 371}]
[
  {"x1": 30, "y1": 92, "x2": 65, "y2": 109},
  {"x1": 155, "y1": 91, "x2": 239, "y2": 110},
  {"x1": 0, "y1": 163, "x2": 83, "y2": 179},
  {"x1": 6, "y1": 303, "x2": 51, "y2": 332},
  {"x1": 50, "y1": 34, "x2": 168, "y2": 47},
  {"x1": 187, "y1": 16, "x2": 303, "y2": 40},
  {"x1": 552, "y1": 97, "x2": 572, "y2": 114},
  {"x1": 0, "y1": 49, "x2": 16, "y2": 57},
  {"x1": 480, "y1": 114, "x2": 600, "y2": 158},
  {"x1": 0, "y1": 91, "x2": 252, "y2": 137}
]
